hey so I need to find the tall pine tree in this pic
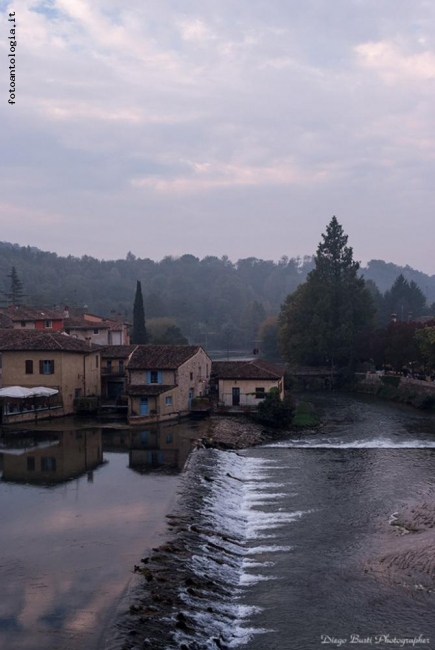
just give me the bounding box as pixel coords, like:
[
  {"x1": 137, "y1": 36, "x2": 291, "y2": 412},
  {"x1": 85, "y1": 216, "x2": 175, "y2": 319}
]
[
  {"x1": 4, "y1": 266, "x2": 25, "y2": 306},
  {"x1": 131, "y1": 280, "x2": 148, "y2": 344},
  {"x1": 279, "y1": 217, "x2": 374, "y2": 367}
]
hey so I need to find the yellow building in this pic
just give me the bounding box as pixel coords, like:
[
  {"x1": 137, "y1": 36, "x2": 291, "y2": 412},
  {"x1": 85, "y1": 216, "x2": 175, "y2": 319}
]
[
  {"x1": 211, "y1": 359, "x2": 285, "y2": 408},
  {"x1": 127, "y1": 345, "x2": 211, "y2": 424},
  {"x1": 0, "y1": 330, "x2": 101, "y2": 422}
]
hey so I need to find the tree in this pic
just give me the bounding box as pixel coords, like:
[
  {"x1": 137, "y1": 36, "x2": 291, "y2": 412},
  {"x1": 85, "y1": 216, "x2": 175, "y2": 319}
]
[
  {"x1": 382, "y1": 274, "x2": 427, "y2": 325},
  {"x1": 131, "y1": 280, "x2": 148, "y2": 344},
  {"x1": 415, "y1": 326, "x2": 435, "y2": 370},
  {"x1": 255, "y1": 387, "x2": 295, "y2": 428},
  {"x1": 146, "y1": 317, "x2": 188, "y2": 345},
  {"x1": 4, "y1": 266, "x2": 25, "y2": 306},
  {"x1": 279, "y1": 216, "x2": 375, "y2": 367}
]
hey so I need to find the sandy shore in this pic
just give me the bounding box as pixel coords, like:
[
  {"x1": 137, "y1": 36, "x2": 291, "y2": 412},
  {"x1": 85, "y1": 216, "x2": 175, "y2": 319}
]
[{"x1": 367, "y1": 488, "x2": 435, "y2": 594}]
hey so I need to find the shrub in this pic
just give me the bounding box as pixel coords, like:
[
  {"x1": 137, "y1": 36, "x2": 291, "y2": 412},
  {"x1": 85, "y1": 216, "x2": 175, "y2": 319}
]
[{"x1": 255, "y1": 388, "x2": 295, "y2": 428}]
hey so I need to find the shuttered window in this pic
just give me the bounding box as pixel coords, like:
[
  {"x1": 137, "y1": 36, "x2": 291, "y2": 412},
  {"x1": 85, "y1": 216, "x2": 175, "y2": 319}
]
[
  {"x1": 25, "y1": 360, "x2": 33, "y2": 374},
  {"x1": 39, "y1": 360, "x2": 55, "y2": 375}
]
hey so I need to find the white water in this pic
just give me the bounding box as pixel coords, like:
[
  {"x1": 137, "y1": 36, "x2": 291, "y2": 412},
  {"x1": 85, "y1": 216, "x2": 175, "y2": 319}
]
[{"x1": 171, "y1": 449, "x2": 311, "y2": 648}]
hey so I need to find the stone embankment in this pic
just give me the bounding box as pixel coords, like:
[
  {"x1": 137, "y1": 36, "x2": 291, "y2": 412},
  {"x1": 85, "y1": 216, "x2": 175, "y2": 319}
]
[{"x1": 355, "y1": 373, "x2": 435, "y2": 409}]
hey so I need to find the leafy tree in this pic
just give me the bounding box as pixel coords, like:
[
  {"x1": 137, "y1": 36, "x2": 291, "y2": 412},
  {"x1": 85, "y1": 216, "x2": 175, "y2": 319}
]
[
  {"x1": 279, "y1": 217, "x2": 375, "y2": 367},
  {"x1": 147, "y1": 317, "x2": 188, "y2": 345},
  {"x1": 383, "y1": 322, "x2": 423, "y2": 372},
  {"x1": 257, "y1": 315, "x2": 281, "y2": 361},
  {"x1": 4, "y1": 266, "x2": 25, "y2": 306},
  {"x1": 415, "y1": 326, "x2": 435, "y2": 370},
  {"x1": 131, "y1": 280, "x2": 148, "y2": 344},
  {"x1": 255, "y1": 387, "x2": 295, "y2": 428}
]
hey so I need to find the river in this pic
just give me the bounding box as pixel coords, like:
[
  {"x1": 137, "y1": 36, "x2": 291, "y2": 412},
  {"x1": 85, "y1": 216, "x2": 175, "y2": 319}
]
[
  {"x1": 2, "y1": 395, "x2": 435, "y2": 650},
  {"x1": 0, "y1": 418, "x2": 206, "y2": 650},
  {"x1": 109, "y1": 393, "x2": 435, "y2": 650}
]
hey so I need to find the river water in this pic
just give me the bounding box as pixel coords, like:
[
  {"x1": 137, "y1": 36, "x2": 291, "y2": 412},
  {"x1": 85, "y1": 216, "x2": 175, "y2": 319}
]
[
  {"x1": 115, "y1": 393, "x2": 435, "y2": 650},
  {"x1": 0, "y1": 419, "x2": 204, "y2": 650},
  {"x1": 2, "y1": 395, "x2": 435, "y2": 650}
]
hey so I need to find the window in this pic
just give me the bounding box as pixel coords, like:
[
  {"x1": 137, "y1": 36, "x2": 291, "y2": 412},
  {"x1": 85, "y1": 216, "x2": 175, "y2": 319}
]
[
  {"x1": 96, "y1": 355, "x2": 99, "y2": 368},
  {"x1": 44, "y1": 320, "x2": 52, "y2": 328},
  {"x1": 190, "y1": 372, "x2": 193, "y2": 380},
  {"x1": 41, "y1": 457, "x2": 57, "y2": 472},
  {"x1": 75, "y1": 388, "x2": 82, "y2": 399},
  {"x1": 21, "y1": 321, "x2": 26, "y2": 328},
  {"x1": 255, "y1": 387, "x2": 265, "y2": 399},
  {"x1": 93, "y1": 328, "x2": 99, "y2": 334},
  {"x1": 39, "y1": 360, "x2": 55, "y2": 375},
  {"x1": 25, "y1": 360, "x2": 33, "y2": 374},
  {"x1": 166, "y1": 434, "x2": 173, "y2": 444},
  {"x1": 27, "y1": 457, "x2": 35, "y2": 471},
  {"x1": 119, "y1": 360, "x2": 124, "y2": 372},
  {"x1": 165, "y1": 396, "x2": 172, "y2": 406}
]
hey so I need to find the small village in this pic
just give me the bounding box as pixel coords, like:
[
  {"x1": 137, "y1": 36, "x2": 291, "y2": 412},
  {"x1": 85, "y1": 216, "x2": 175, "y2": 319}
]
[{"x1": 0, "y1": 303, "x2": 285, "y2": 426}]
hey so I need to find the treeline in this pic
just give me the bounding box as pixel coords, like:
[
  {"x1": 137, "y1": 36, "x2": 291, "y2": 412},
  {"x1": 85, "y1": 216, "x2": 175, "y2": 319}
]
[{"x1": 1, "y1": 241, "x2": 435, "y2": 351}]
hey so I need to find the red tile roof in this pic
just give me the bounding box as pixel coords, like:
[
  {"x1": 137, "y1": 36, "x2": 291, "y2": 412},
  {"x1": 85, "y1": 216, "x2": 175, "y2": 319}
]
[
  {"x1": 211, "y1": 359, "x2": 285, "y2": 380},
  {"x1": 4, "y1": 306, "x2": 63, "y2": 322},
  {"x1": 127, "y1": 345, "x2": 203, "y2": 370},
  {"x1": 0, "y1": 329, "x2": 101, "y2": 352},
  {"x1": 101, "y1": 345, "x2": 137, "y2": 359}
]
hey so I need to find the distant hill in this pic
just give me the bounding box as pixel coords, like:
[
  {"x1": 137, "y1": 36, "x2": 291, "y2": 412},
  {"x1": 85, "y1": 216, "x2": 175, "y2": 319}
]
[{"x1": 0, "y1": 241, "x2": 434, "y2": 346}]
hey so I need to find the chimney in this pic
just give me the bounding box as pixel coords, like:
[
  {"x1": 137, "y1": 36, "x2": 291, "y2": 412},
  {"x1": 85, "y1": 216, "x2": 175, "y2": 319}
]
[
  {"x1": 390, "y1": 313, "x2": 397, "y2": 323},
  {"x1": 64, "y1": 306, "x2": 70, "y2": 319}
]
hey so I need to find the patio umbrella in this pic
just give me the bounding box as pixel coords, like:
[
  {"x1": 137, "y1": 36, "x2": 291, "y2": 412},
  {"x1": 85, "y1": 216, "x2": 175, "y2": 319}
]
[
  {"x1": 0, "y1": 386, "x2": 34, "y2": 398},
  {"x1": 29, "y1": 387, "x2": 59, "y2": 397}
]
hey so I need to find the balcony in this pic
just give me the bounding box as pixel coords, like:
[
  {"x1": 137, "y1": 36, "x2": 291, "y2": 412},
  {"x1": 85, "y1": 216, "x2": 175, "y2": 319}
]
[{"x1": 101, "y1": 367, "x2": 125, "y2": 377}]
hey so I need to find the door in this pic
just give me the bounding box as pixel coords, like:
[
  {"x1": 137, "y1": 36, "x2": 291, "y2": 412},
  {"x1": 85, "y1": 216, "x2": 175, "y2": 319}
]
[
  {"x1": 140, "y1": 397, "x2": 149, "y2": 416},
  {"x1": 232, "y1": 387, "x2": 240, "y2": 406}
]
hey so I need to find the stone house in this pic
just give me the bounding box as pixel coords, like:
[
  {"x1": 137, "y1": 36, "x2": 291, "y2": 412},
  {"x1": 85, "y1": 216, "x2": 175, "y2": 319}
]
[
  {"x1": 127, "y1": 345, "x2": 211, "y2": 424},
  {"x1": 211, "y1": 359, "x2": 285, "y2": 408},
  {"x1": 0, "y1": 330, "x2": 101, "y2": 422},
  {"x1": 100, "y1": 344, "x2": 137, "y2": 400},
  {"x1": 62, "y1": 309, "x2": 130, "y2": 346},
  {"x1": 2, "y1": 306, "x2": 64, "y2": 331}
]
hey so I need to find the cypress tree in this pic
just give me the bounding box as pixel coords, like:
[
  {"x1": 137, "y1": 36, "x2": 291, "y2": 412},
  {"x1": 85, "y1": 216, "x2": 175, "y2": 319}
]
[
  {"x1": 131, "y1": 280, "x2": 148, "y2": 344},
  {"x1": 4, "y1": 266, "x2": 25, "y2": 306}
]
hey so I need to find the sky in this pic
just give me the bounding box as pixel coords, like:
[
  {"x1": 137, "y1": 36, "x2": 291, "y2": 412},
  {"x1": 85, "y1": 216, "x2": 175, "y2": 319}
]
[{"x1": 1, "y1": 0, "x2": 435, "y2": 274}]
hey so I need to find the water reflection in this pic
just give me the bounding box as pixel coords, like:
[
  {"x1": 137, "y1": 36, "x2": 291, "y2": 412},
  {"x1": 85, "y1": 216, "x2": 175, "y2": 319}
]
[
  {"x1": 102, "y1": 420, "x2": 199, "y2": 471},
  {"x1": 1, "y1": 430, "x2": 103, "y2": 484},
  {"x1": 0, "y1": 419, "x2": 204, "y2": 650}
]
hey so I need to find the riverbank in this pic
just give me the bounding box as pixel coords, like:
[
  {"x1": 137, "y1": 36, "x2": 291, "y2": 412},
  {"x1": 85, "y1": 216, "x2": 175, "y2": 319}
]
[
  {"x1": 368, "y1": 486, "x2": 435, "y2": 595},
  {"x1": 353, "y1": 373, "x2": 435, "y2": 410}
]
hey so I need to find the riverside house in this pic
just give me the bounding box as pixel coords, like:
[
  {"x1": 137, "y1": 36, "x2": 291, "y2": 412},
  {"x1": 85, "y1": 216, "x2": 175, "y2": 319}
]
[
  {"x1": 211, "y1": 359, "x2": 285, "y2": 409},
  {"x1": 127, "y1": 345, "x2": 211, "y2": 424},
  {"x1": 100, "y1": 344, "x2": 137, "y2": 401},
  {"x1": 0, "y1": 330, "x2": 101, "y2": 423}
]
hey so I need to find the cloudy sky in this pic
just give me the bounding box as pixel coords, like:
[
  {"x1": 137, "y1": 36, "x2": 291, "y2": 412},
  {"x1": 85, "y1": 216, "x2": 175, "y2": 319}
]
[{"x1": 1, "y1": 0, "x2": 435, "y2": 273}]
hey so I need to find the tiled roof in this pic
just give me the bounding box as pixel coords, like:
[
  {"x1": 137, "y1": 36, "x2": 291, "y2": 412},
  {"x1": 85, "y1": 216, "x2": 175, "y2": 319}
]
[
  {"x1": 64, "y1": 317, "x2": 109, "y2": 329},
  {"x1": 128, "y1": 345, "x2": 202, "y2": 370},
  {"x1": 0, "y1": 313, "x2": 12, "y2": 328},
  {"x1": 127, "y1": 384, "x2": 176, "y2": 396},
  {"x1": 5, "y1": 306, "x2": 63, "y2": 321},
  {"x1": 0, "y1": 329, "x2": 101, "y2": 352},
  {"x1": 101, "y1": 345, "x2": 137, "y2": 359},
  {"x1": 211, "y1": 359, "x2": 285, "y2": 380}
]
